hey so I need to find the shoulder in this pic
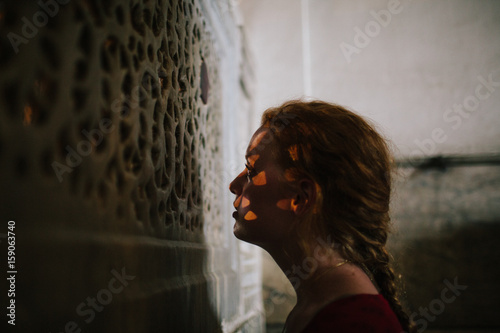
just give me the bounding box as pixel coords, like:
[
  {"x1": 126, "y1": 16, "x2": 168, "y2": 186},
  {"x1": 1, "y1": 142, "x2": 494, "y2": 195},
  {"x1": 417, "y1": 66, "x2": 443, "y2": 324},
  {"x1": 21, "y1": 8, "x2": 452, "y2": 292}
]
[{"x1": 301, "y1": 294, "x2": 403, "y2": 333}]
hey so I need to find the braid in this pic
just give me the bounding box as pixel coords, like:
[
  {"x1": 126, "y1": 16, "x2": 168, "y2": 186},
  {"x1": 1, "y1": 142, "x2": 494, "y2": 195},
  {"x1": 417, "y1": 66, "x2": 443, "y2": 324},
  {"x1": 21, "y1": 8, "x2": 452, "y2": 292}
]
[
  {"x1": 366, "y1": 242, "x2": 414, "y2": 333},
  {"x1": 337, "y1": 226, "x2": 414, "y2": 332}
]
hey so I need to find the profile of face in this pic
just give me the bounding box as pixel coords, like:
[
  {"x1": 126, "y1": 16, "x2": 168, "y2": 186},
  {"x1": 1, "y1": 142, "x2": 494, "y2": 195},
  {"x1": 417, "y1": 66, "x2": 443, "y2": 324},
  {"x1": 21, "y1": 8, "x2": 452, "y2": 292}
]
[{"x1": 229, "y1": 128, "x2": 299, "y2": 250}]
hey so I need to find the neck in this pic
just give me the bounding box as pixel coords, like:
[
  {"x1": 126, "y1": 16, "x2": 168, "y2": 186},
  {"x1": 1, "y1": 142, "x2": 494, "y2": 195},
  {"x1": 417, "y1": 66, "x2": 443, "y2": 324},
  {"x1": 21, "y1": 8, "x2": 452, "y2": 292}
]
[{"x1": 265, "y1": 240, "x2": 348, "y2": 301}]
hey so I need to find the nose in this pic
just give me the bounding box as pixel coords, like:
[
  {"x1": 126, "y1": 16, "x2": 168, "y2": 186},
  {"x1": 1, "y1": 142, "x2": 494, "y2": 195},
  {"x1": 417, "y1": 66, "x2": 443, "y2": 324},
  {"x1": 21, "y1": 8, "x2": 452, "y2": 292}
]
[{"x1": 229, "y1": 170, "x2": 246, "y2": 195}]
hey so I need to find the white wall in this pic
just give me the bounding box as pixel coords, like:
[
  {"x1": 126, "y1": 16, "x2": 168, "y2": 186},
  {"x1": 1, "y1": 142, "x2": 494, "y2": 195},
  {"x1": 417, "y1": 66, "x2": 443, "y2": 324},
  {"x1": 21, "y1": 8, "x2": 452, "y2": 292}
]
[
  {"x1": 241, "y1": 0, "x2": 500, "y2": 159},
  {"x1": 239, "y1": 0, "x2": 306, "y2": 128}
]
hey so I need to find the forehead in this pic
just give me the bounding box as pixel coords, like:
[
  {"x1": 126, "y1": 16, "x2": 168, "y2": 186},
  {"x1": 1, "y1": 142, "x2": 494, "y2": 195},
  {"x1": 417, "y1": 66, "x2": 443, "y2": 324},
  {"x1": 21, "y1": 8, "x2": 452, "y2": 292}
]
[{"x1": 246, "y1": 128, "x2": 273, "y2": 157}]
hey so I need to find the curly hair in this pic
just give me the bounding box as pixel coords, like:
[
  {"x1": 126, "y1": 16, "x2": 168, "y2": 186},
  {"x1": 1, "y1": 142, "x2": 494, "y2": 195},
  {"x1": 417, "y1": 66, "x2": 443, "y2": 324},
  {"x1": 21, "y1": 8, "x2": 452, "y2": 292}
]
[{"x1": 261, "y1": 100, "x2": 414, "y2": 333}]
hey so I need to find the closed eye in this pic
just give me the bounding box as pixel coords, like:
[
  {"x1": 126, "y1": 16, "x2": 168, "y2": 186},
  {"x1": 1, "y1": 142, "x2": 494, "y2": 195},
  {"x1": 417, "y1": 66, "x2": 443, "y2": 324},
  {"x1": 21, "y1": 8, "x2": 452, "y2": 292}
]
[{"x1": 245, "y1": 163, "x2": 257, "y2": 182}]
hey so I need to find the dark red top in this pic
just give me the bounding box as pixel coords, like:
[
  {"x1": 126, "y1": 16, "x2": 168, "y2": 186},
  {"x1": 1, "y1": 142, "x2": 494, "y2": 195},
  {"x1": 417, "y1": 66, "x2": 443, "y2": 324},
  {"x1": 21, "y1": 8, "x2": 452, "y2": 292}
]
[{"x1": 301, "y1": 294, "x2": 403, "y2": 333}]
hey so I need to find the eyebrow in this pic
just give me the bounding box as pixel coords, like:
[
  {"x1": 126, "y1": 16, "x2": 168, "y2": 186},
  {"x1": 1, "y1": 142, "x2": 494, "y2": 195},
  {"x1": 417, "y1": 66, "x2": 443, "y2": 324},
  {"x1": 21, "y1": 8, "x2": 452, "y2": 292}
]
[{"x1": 245, "y1": 154, "x2": 261, "y2": 169}]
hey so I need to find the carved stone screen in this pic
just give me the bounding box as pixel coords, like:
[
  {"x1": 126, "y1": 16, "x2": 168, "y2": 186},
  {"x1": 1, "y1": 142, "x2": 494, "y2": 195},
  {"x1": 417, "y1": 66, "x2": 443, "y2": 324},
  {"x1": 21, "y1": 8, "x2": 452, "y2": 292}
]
[{"x1": 0, "y1": 0, "x2": 262, "y2": 332}]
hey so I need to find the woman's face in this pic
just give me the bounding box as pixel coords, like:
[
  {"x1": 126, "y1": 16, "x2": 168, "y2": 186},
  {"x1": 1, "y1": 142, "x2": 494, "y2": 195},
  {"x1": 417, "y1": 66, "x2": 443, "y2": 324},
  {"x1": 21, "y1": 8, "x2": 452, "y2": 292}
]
[{"x1": 229, "y1": 128, "x2": 297, "y2": 249}]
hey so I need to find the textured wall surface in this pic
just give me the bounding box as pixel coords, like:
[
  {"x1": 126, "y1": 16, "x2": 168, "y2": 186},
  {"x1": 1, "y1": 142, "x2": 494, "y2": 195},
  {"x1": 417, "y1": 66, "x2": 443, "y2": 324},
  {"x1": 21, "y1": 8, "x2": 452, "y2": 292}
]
[
  {"x1": 0, "y1": 0, "x2": 262, "y2": 332},
  {"x1": 390, "y1": 164, "x2": 500, "y2": 332}
]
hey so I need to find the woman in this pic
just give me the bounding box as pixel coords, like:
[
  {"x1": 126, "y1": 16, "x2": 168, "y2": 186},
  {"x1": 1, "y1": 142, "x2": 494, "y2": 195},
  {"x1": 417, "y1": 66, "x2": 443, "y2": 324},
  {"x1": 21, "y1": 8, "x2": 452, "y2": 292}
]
[{"x1": 229, "y1": 100, "x2": 413, "y2": 333}]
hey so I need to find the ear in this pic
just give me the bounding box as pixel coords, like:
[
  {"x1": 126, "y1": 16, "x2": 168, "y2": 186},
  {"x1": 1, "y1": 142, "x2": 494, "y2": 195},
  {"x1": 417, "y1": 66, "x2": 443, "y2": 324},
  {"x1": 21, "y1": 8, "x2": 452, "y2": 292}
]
[{"x1": 290, "y1": 178, "x2": 317, "y2": 216}]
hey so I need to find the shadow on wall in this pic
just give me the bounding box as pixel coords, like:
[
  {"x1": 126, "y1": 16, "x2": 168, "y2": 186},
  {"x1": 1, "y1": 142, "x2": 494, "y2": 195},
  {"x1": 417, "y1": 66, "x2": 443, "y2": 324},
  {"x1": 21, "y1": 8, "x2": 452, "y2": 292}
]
[
  {"x1": 6, "y1": 232, "x2": 223, "y2": 333},
  {"x1": 0, "y1": 0, "x2": 229, "y2": 332},
  {"x1": 390, "y1": 163, "x2": 500, "y2": 332},
  {"x1": 393, "y1": 221, "x2": 500, "y2": 332}
]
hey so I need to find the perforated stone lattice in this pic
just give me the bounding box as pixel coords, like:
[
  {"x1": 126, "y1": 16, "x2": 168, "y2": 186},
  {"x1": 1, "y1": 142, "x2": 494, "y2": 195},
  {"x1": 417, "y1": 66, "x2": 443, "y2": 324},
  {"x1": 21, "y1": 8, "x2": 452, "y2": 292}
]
[{"x1": 0, "y1": 0, "x2": 225, "y2": 244}]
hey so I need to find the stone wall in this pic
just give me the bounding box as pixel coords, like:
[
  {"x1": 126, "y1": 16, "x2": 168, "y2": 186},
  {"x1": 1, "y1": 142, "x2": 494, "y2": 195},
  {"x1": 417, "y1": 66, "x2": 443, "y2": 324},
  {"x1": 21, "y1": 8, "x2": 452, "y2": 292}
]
[{"x1": 0, "y1": 0, "x2": 262, "y2": 332}]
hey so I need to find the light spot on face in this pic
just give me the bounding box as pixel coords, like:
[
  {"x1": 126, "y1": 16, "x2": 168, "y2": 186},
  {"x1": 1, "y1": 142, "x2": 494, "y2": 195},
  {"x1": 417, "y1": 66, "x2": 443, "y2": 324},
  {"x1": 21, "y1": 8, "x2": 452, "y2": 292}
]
[
  {"x1": 242, "y1": 197, "x2": 250, "y2": 208},
  {"x1": 249, "y1": 131, "x2": 267, "y2": 152},
  {"x1": 234, "y1": 196, "x2": 242, "y2": 208},
  {"x1": 276, "y1": 198, "x2": 292, "y2": 211},
  {"x1": 252, "y1": 171, "x2": 267, "y2": 186},
  {"x1": 244, "y1": 211, "x2": 257, "y2": 220},
  {"x1": 247, "y1": 154, "x2": 260, "y2": 167}
]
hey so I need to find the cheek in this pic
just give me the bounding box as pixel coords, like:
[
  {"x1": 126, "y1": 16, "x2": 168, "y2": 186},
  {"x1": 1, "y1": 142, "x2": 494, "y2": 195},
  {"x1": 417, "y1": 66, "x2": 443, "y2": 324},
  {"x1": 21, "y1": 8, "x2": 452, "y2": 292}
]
[
  {"x1": 276, "y1": 198, "x2": 292, "y2": 210},
  {"x1": 235, "y1": 188, "x2": 266, "y2": 222},
  {"x1": 240, "y1": 188, "x2": 290, "y2": 222},
  {"x1": 243, "y1": 211, "x2": 258, "y2": 221}
]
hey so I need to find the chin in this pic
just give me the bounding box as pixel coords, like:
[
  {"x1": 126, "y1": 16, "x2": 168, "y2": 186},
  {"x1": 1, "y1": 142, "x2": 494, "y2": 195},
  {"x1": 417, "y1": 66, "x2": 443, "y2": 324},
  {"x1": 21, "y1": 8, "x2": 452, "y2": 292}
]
[
  {"x1": 233, "y1": 222, "x2": 257, "y2": 244},
  {"x1": 232, "y1": 221, "x2": 246, "y2": 240}
]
